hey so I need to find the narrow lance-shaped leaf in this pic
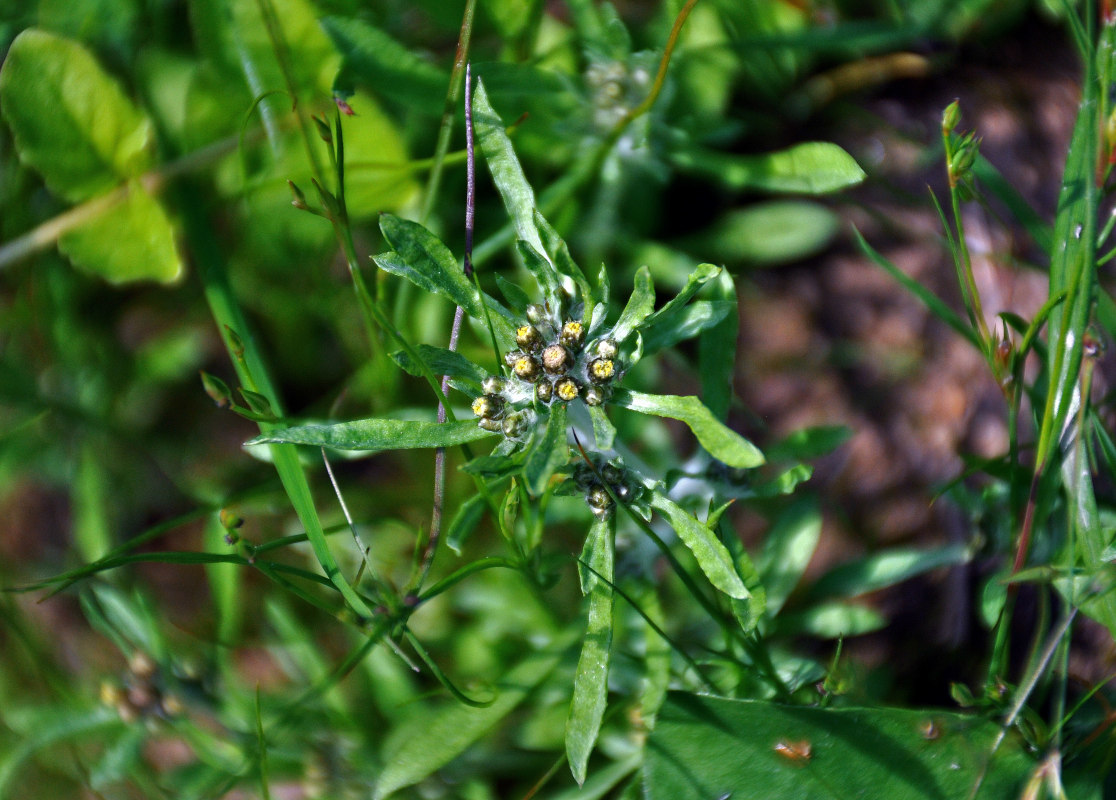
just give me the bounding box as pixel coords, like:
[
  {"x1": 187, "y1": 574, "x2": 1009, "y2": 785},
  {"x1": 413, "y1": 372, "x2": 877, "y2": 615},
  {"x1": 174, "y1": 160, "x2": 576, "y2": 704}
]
[
  {"x1": 698, "y1": 271, "x2": 739, "y2": 421},
  {"x1": 643, "y1": 263, "x2": 720, "y2": 328},
  {"x1": 589, "y1": 404, "x2": 616, "y2": 451},
  {"x1": 390, "y1": 345, "x2": 489, "y2": 385},
  {"x1": 247, "y1": 418, "x2": 497, "y2": 450},
  {"x1": 614, "y1": 389, "x2": 764, "y2": 468},
  {"x1": 649, "y1": 491, "x2": 749, "y2": 600},
  {"x1": 472, "y1": 78, "x2": 550, "y2": 264},
  {"x1": 610, "y1": 265, "x2": 655, "y2": 345},
  {"x1": 568, "y1": 515, "x2": 615, "y2": 785},
  {"x1": 523, "y1": 402, "x2": 568, "y2": 496},
  {"x1": 643, "y1": 300, "x2": 733, "y2": 356}
]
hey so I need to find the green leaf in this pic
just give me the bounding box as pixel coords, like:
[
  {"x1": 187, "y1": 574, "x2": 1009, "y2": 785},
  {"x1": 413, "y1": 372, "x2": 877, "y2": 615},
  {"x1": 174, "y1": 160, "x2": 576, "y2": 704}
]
[
  {"x1": 645, "y1": 694, "x2": 1035, "y2": 800},
  {"x1": 693, "y1": 202, "x2": 839, "y2": 268},
  {"x1": 473, "y1": 78, "x2": 547, "y2": 260},
  {"x1": 0, "y1": 705, "x2": 121, "y2": 798},
  {"x1": 247, "y1": 418, "x2": 497, "y2": 451},
  {"x1": 613, "y1": 390, "x2": 763, "y2": 468},
  {"x1": 534, "y1": 210, "x2": 595, "y2": 311},
  {"x1": 375, "y1": 214, "x2": 483, "y2": 319},
  {"x1": 321, "y1": 16, "x2": 447, "y2": 111},
  {"x1": 764, "y1": 425, "x2": 853, "y2": 462},
  {"x1": 670, "y1": 141, "x2": 865, "y2": 195},
  {"x1": 568, "y1": 515, "x2": 615, "y2": 785},
  {"x1": 390, "y1": 345, "x2": 489, "y2": 386},
  {"x1": 642, "y1": 301, "x2": 733, "y2": 355},
  {"x1": 643, "y1": 263, "x2": 720, "y2": 327},
  {"x1": 589, "y1": 404, "x2": 616, "y2": 451},
  {"x1": 610, "y1": 266, "x2": 655, "y2": 345},
  {"x1": 776, "y1": 601, "x2": 887, "y2": 638},
  {"x1": 648, "y1": 491, "x2": 749, "y2": 599},
  {"x1": 807, "y1": 543, "x2": 972, "y2": 600},
  {"x1": 447, "y1": 493, "x2": 487, "y2": 554},
  {"x1": 0, "y1": 29, "x2": 152, "y2": 202},
  {"x1": 374, "y1": 632, "x2": 574, "y2": 799},
  {"x1": 699, "y1": 271, "x2": 739, "y2": 421},
  {"x1": 516, "y1": 239, "x2": 562, "y2": 302},
  {"x1": 757, "y1": 499, "x2": 821, "y2": 617},
  {"x1": 523, "y1": 403, "x2": 569, "y2": 496},
  {"x1": 57, "y1": 180, "x2": 184, "y2": 283}
]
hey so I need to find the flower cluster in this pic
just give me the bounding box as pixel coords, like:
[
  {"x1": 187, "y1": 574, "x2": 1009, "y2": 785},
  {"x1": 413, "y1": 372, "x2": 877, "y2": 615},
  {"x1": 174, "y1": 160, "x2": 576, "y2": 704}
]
[
  {"x1": 569, "y1": 458, "x2": 646, "y2": 520},
  {"x1": 471, "y1": 302, "x2": 623, "y2": 437}
]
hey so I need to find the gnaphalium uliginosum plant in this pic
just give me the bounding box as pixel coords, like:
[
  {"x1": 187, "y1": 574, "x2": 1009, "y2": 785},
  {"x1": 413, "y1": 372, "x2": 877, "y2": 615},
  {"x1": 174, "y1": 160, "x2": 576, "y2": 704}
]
[{"x1": 248, "y1": 79, "x2": 765, "y2": 784}]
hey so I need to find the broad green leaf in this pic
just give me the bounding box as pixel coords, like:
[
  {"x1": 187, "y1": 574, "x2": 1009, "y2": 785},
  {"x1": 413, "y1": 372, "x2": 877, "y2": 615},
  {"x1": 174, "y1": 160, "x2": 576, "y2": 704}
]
[
  {"x1": 473, "y1": 78, "x2": 547, "y2": 260},
  {"x1": 375, "y1": 214, "x2": 483, "y2": 319},
  {"x1": 648, "y1": 492, "x2": 749, "y2": 599},
  {"x1": 57, "y1": 181, "x2": 183, "y2": 283},
  {"x1": 0, "y1": 29, "x2": 152, "y2": 202},
  {"x1": 614, "y1": 390, "x2": 764, "y2": 468},
  {"x1": 524, "y1": 403, "x2": 568, "y2": 496},
  {"x1": 248, "y1": 418, "x2": 497, "y2": 450},
  {"x1": 610, "y1": 266, "x2": 655, "y2": 345},
  {"x1": 757, "y1": 499, "x2": 821, "y2": 616},
  {"x1": 374, "y1": 632, "x2": 574, "y2": 799},
  {"x1": 568, "y1": 515, "x2": 615, "y2": 785},
  {"x1": 807, "y1": 543, "x2": 972, "y2": 600},
  {"x1": 693, "y1": 202, "x2": 839, "y2": 268},
  {"x1": 645, "y1": 694, "x2": 1035, "y2": 800},
  {"x1": 670, "y1": 141, "x2": 865, "y2": 195},
  {"x1": 699, "y1": 271, "x2": 739, "y2": 421},
  {"x1": 589, "y1": 404, "x2": 616, "y2": 451},
  {"x1": 321, "y1": 16, "x2": 446, "y2": 111},
  {"x1": 390, "y1": 345, "x2": 489, "y2": 386}
]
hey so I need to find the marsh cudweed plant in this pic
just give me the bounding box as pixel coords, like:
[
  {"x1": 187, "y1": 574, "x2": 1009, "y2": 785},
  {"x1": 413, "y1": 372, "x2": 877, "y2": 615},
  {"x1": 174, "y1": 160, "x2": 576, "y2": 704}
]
[{"x1": 251, "y1": 79, "x2": 778, "y2": 783}]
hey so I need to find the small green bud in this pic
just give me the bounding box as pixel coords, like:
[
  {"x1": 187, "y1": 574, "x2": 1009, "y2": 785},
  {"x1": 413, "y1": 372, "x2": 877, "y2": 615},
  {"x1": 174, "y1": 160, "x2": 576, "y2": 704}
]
[
  {"x1": 542, "y1": 344, "x2": 572, "y2": 374},
  {"x1": 478, "y1": 417, "x2": 502, "y2": 432},
  {"x1": 312, "y1": 114, "x2": 333, "y2": 144},
  {"x1": 239, "y1": 389, "x2": 273, "y2": 416},
  {"x1": 502, "y1": 412, "x2": 527, "y2": 438},
  {"x1": 287, "y1": 180, "x2": 309, "y2": 211},
  {"x1": 219, "y1": 507, "x2": 243, "y2": 530},
  {"x1": 200, "y1": 371, "x2": 232, "y2": 408},
  {"x1": 587, "y1": 485, "x2": 613, "y2": 511},
  {"x1": 535, "y1": 380, "x2": 554, "y2": 403},
  {"x1": 601, "y1": 464, "x2": 622, "y2": 484},
  {"x1": 555, "y1": 377, "x2": 580, "y2": 401},
  {"x1": 942, "y1": 100, "x2": 961, "y2": 135}
]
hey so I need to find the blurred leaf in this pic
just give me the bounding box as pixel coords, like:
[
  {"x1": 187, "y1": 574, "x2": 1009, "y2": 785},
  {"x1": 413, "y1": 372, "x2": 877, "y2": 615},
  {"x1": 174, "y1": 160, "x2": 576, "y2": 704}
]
[
  {"x1": 88, "y1": 725, "x2": 145, "y2": 791},
  {"x1": 374, "y1": 632, "x2": 574, "y2": 799},
  {"x1": 764, "y1": 426, "x2": 853, "y2": 462},
  {"x1": 699, "y1": 271, "x2": 739, "y2": 421},
  {"x1": 691, "y1": 201, "x2": 840, "y2": 267},
  {"x1": 57, "y1": 181, "x2": 184, "y2": 283},
  {"x1": 613, "y1": 389, "x2": 763, "y2": 468},
  {"x1": 670, "y1": 142, "x2": 865, "y2": 195},
  {"x1": 808, "y1": 544, "x2": 972, "y2": 601},
  {"x1": 523, "y1": 402, "x2": 568, "y2": 496},
  {"x1": 648, "y1": 491, "x2": 749, "y2": 600},
  {"x1": 757, "y1": 499, "x2": 821, "y2": 617},
  {"x1": 248, "y1": 418, "x2": 497, "y2": 450},
  {"x1": 645, "y1": 694, "x2": 1035, "y2": 800},
  {"x1": 322, "y1": 16, "x2": 446, "y2": 111},
  {"x1": 0, "y1": 29, "x2": 152, "y2": 202},
  {"x1": 0, "y1": 706, "x2": 120, "y2": 798},
  {"x1": 568, "y1": 515, "x2": 614, "y2": 785},
  {"x1": 776, "y1": 601, "x2": 887, "y2": 638}
]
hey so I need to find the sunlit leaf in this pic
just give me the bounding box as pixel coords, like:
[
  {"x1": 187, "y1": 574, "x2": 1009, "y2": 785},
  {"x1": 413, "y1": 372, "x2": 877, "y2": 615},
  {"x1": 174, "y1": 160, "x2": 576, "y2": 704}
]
[
  {"x1": 649, "y1": 491, "x2": 749, "y2": 599},
  {"x1": 248, "y1": 418, "x2": 497, "y2": 451},
  {"x1": 670, "y1": 141, "x2": 865, "y2": 195}
]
